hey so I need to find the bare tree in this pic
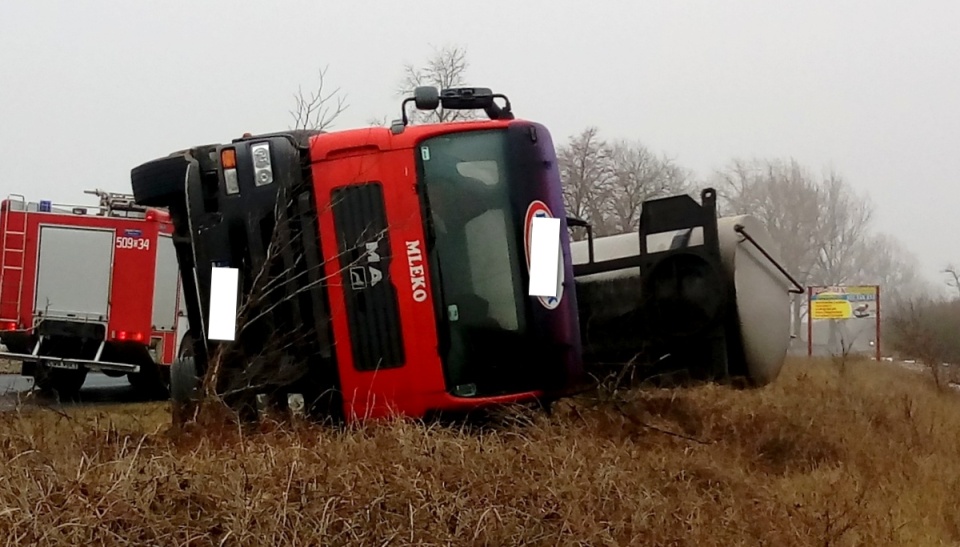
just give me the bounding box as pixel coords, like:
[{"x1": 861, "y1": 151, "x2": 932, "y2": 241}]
[
  {"x1": 856, "y1": 233, "x2": 924, "y2": 305},
  {"x1": 289, "y1": 65, "x2": 349, "y2": 131},
  {"x1": 557, "y1": 127, "x2": 616, "y2": 237},
  {"x1": 715, "y1": 158, "x2": 825, "y2": 337},
  {"x1": 716, "y1": 157, "x2": 922, "y2": 352},
  {"x1": 885, "y1": 295, "x2": 960, "y2": 390},
  {"x1": 396, "y1": 44, "x2": 478, "y2": 124},
  {"x1": 943, "y1": 264, "x2": 960, "y2": 299},
  {"x1": 557, "y1": 128, "x2": 695, "y2": 239},
  {"x1": 812, "y1": 171, "x2": 874, "y2": 285},
  {"x1": 604, "y1": 140, "x2": 692, "y2": 234}
]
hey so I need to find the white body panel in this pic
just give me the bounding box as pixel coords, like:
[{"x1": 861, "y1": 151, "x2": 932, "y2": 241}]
[{"x1": 34, "y1": 225, "x2": 114, "y2": 322}]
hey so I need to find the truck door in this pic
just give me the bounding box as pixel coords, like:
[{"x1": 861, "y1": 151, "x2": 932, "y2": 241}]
[
  {"x1": 152, "y1": 233, "x2": 181, "y2": 362},
  {"x1": 35, "y1": 225, "x2": 114, "y2": 322},
  {"x1": 152, "y1": 233, "x2": 180, "y2": 333}
]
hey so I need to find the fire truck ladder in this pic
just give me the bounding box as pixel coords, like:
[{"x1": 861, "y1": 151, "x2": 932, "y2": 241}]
[{"x1": 0, "y1": 194, "x2": 27, "y2": 325}]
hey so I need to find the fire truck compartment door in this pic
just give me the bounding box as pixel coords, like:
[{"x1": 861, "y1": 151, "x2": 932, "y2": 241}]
[
  {"x1": 152, "y1": 234, "x2": 179, "y2": 331},
  {"x1": 35, "y1": 226, "x2": 114, "y2": 321}
]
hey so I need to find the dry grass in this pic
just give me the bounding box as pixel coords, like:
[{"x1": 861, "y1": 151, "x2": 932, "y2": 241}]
[{"x1": 0, "y1": 357, "x2": 959, "y2": 546}]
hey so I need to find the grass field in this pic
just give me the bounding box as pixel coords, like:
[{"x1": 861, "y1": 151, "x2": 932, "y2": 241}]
[{"x1": 0, "y1": 357, "x2": 958, "y2": 546}]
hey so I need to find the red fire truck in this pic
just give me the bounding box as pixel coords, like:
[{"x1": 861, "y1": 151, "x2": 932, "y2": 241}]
[
  {"x1": 130, "y1": 86, "x2": 796, "y2": 423},
  {"x1": 0, "y1": 190, "x2": 189, "y2": 399}
]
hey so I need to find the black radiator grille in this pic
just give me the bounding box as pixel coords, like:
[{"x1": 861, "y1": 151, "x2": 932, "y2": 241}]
[{"x1": 330, "y1": 182, "x2": 405, "y2": 371}]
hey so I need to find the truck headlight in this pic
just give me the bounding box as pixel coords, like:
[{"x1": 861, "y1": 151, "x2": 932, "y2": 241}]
[
  {"x1": 250, "y1": 143, "x2": 273, "y2": 186},
  {"x1": 221, "y1": 147, "x2": 240, "y2": 195}
]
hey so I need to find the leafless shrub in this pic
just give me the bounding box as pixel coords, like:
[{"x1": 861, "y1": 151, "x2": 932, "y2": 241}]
[
  {"x1": 396, "y1": 44, "x2": 477, "y2": 125},
  {"x1": 885, "y1": 295, "x2": 960, "y2": 390},
  {"x1": 289, "y1": 65, "x2": 348, "y2": 131},
  {"x1": 177, "y1": 181, "x2": 389, "y2": 428},
  {"x1": 557, "y1": 127, "x2": 690, "y2": 239}
]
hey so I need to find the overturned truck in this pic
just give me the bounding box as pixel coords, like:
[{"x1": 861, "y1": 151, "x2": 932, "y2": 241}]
[{"x1": 129, "y1": 85, "x2": 799, "y2": 423}]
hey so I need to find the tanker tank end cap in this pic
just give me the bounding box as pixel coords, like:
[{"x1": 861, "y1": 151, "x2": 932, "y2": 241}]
[{"x1": 528, "y1": 216, "x2": 561, "y2": 298}]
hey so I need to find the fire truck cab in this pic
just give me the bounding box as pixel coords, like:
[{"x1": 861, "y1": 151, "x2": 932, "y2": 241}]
[
  {"x1": 131, "y1": 87, "x2": 584, "y2": 422},
  {"x1": 0, "y1": 190, "x2": 188, "y2": 398}
]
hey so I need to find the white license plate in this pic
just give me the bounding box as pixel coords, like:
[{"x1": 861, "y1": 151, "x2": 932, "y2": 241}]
[{"x1": 47, "y1": 361, "x2": 79, "y2": 370}]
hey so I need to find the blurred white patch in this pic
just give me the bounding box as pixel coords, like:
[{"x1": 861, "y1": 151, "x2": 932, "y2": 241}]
[
  {"x1": 288, "y1": 393, "x2": 305, "y2": 417},
  {"x1": 528, "y1": 216, "x2": 560, "y2": 298},
  {"x1": 208, "y1": 266, "x2": 238, "y2": 341}
]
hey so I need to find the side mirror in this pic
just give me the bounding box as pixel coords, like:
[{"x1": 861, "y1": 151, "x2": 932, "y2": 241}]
[
  {"x1": 414, "y1": 86, "x2": 440, "y2": 110},
  {"x1": 397, "y1": 86, "x2": 514, "y2": 131}
]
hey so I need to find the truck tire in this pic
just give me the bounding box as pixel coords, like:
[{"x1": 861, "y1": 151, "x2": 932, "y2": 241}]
[
  {"x1": 170, "y1": 355, "x2": 200, "y2": 407},
  {"x1": 130, "y1": 153, "x2": 191, "y2": 207},
  {"x1": 127, "y1": 361, "x2": 170, "y2": 400},
  {"x1": 33, "y1": 365, "x2": 87, "y2": 401}
]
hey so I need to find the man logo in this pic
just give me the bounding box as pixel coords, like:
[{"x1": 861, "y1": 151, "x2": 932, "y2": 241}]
[
  {"x1": 349, "y1": 240, "x2": 385, "y2": 291},
  {"x1": 349, "y1": 267, "x2": 367, "y2": 290}
]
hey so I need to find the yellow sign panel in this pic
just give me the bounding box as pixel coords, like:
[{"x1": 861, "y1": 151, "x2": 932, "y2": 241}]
[
  {"x1": 809, "y1": 285, "x2": 878, "y2": 321},
  {"x1": 811, "y1": 299, "x2": 852, "y2": 319}
]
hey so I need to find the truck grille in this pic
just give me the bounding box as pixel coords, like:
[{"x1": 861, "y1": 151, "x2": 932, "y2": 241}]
[{"x1": 330, "y1": 182, "x2": 405, "y2": 371}]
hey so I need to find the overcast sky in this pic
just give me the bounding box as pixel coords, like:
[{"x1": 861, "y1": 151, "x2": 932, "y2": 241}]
[{"x1": 2, "y1": 1, "x2": 957, "y2": 288}]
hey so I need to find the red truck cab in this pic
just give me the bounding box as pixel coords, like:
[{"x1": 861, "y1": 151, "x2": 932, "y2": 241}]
[{"x1": 131, "y1": 87, "x2": 584, "y2": 422}]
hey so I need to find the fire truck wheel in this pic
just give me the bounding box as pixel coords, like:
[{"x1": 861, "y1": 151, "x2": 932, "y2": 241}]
[
  {"x1": 170, "y1": 355, "x2": 200, "y2": 406},
  {"x1": 127, "y1": 362, "x2": 170, "y2": 399},
  {"x1": 130, "y1": 153, "x2": 191, "y2": 207},
  {"x1": 33, "y1": 366, "x2": 87, "y2": 400}
]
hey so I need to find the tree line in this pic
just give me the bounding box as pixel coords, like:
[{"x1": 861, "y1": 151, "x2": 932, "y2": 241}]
[{"x1": 286, "y1": 44, "x2": 958, "y2": 372}]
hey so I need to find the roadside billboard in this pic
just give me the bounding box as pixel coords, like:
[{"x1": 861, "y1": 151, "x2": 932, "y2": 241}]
[
  {"x1": 809, "y1": 285, "x2": 879, "y2": 320},
  {"x1": 807, "y1": 285, "x2": 881, "y2": 360}
]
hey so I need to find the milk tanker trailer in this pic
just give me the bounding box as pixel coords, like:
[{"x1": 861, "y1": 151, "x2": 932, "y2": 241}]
[{"x1": 568, "y1": 188, "x2": 804, "y2": 387}]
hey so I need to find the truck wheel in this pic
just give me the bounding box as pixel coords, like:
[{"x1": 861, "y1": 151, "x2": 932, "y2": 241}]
[
  {"x1": 170, "y1": 356, "x2": 201, "y2": 422},
  {"x1": 130, "y1": 153, "x2": 191, "y2": 207},
  {"x1": 128, "y1": 361, "x2": 170, "y2": 400},
  {"x1": 33, "y1": 365, "x2": 88, "y2": 400}
]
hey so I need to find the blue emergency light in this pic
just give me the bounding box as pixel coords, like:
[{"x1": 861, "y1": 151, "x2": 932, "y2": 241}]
[{"x1": 39, "y1": 200, "x2": 51, "y2": 212}]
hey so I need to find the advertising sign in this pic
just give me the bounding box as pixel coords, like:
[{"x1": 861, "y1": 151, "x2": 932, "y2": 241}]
[{"x1": 809, "y1": 285, "x2": 878, "y2": 320}]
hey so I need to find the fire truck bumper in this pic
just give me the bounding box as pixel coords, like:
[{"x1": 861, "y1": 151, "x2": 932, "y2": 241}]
[{"x1": 0, "y1": 351, "x2": 141, "y2": 374}]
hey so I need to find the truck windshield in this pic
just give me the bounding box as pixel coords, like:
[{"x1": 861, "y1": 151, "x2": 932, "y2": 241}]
[{"x1": 417, "y1": 129, "x2": 530, "y2": 397}]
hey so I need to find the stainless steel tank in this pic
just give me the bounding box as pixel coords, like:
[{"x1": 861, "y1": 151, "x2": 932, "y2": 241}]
[{"x1": 569, "y1": 214, "x2": 792, "y2": 386}]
